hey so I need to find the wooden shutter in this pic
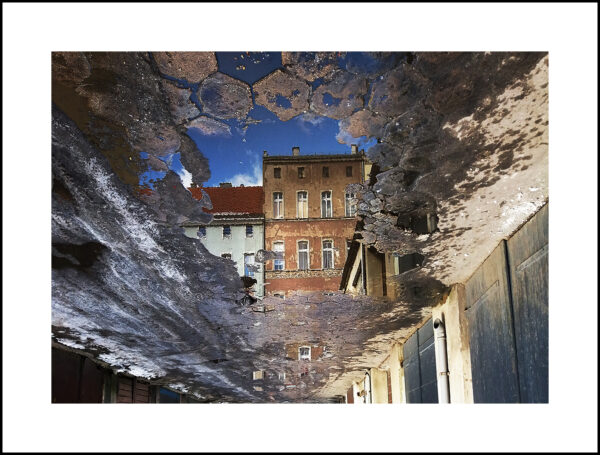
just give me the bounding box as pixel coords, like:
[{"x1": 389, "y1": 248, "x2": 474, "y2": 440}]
[
  {"x1": 117, "y1": 377, "x2": 134, "y2": 403},
  {"x1": 134, "y1": 381, "x2": 151, "y2": 403},
  {"x1": 52, "y1": 348, "x2": 103, "y2": 403},
  {"x1": 79, "y1": 357, "x2": 103, "y2": 403},
  {"x1": 52, "y1": 348, "x2": 81, "y2": 403}
]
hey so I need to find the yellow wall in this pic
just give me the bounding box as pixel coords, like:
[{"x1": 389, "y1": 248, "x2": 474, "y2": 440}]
[
  {"x1": 353, "y1": 381, "x2": 365, "y2": 405},
  {"x1": 388, "y1": 344, "x2": 406, "y2": 403},
  {"x1": 385, "y1": 253, "x2": 400, "y2": 300},
  {"x1": 369, "y1": 368, "x2": 389, "y2": 404},
  {"x1": 365, "y1": 247, "x2": 385, "y2": 297},
  {"x1": 431, "y1": 284, "x2": 473, "y2": 403}
]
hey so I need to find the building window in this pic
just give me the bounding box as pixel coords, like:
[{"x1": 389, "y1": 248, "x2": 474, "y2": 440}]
[
  {"x1": 221, "y1": 253, "x2": 232, "y2": 260},
  {"x1": 346, "y1": 166, "x2": 353, "y2": 177},
  {"x1": 253, "y1": 370, "x2": 264, "y2": 380},
  {"x1": 345, "y1": 192, "x2": 357, "y2": 217},
  {"x1": 274, "y1": 167, "x2": 281, "y2": 179},
  {"x1": 322, "y1": 239, "x2": 334, "y2": 269},
  {"x1": 299, "y1": 346, "x2": 311, "y2": 361},
  {"x1": 322, "y1": 166, "x2": 329, "y2": 178},
  {"x1": 223, "y1": 225, "x2": 231, "y2": 238},
  {"x1": 273, "y1": 292, "x2": 285, "y2": 299},
  {"x1": 321, "y1": 191, "x2": 332, "y2": 218},
  {"x1": 273, "y1": 241, "x2": 285, "y2": 270},
  {"x1": 297, "y1": 191, "x2": 308, "y2": 219},
  {"x1": 246, "y1": 225, "x2": 253, "y2": 238},
  {"x1": 298, "y1": 241, "x2": 309, "y2": 270},
  {"x1": 244, "y1": 253, "x2": 255, "y2": 277},
  {"x1": 273, "y1": 192, "x2": 283, "y2": 219},
  {"x1": 197, "y1": 226, "x2": 206, "y2": 238},
  {"x1": 298, "y1": 167, "x2": 305, "y2": 179}
]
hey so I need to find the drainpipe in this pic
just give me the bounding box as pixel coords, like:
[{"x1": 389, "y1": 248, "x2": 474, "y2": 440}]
[
  {"x1": 364, "y1": 371, "x2": 372, "y2": 404},
  {"x1": 433, "y1": 318, "x2": 450, "y2": 403}
]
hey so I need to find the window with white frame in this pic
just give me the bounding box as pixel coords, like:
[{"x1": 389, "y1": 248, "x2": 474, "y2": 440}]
[
  {"x1": 246, "y1": 225, "x2": 253, "y2": 238},
  {"x1": 299, "y1": 346, "x2": 311, "y2": 360},
  {"x1": 273, "y1": 241, "x2": 285, "y2": 271},
  {"x1": 298, "y1": 241, "x2": 309, "y2": 270},
  {"x1": 322, "y1": 239, "x2": 334, "y2": 269},
  {"x1": 273, "y1": 192, "x2": 283, "y2": 219},
  {"x1": 222, "y1": 225, "x2": 231, "y2": 238},
  {"x1": 244, "y1": 253, "x2": 255, "y2": 277},
  {"x1": 345, "y1": 192, "x2": 357, "y2": 217},
  {"x1": 321, "y1": 191, "x2": 332, "y2": 218},
  {"x1": 197, "y1": 226, "x2": 206, "y2": 238},
  {"x1": 297, "y1": 191, "x2": 308, "y2": 218}
]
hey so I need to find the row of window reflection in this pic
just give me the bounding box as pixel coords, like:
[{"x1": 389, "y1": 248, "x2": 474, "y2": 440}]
[
  {"x1": 272, "y1": 239, "x2": 336, "y2": 271},
  {"x1": 217, "y1": 241, "x2": 337, "y2": 272},
  {"x1": 273, "y1": 191, "x2": 357, "y2": 219},
  {"x1": 219, "y1": 252, "x2": 257, "y2": 277},
  {"x1": 196, "y1": 225, "x2": 254, "y2": 239},
  {"x1": 273, "y1": 166, "x2": 353, "y2": 179}
]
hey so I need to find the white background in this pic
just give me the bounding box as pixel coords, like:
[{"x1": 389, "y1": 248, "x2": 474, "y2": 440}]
[{"x1": 3, "y1": 3, "x2": 598, "y2": 452}]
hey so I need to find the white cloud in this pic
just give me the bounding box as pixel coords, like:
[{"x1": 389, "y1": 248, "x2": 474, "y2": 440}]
[
  {"x1": 336, "y1": 127, "x2": 360, "y2": 145},
  {"x1": 177, "y1": 166, "x2": 193, "y2": 188},
  {"x1": 229, "y1": 160, "x2": 263, "y2": 187},
  {"x1": 186, "y1": 116, "x2": 232, "y2": 137},
  {"x1": 295, "y1": 113, "x2": 328, "y2": 134}
]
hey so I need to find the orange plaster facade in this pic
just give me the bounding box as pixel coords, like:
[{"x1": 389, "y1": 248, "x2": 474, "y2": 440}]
[{"x1": 263, "y1": 148, "x2": 366, "y2": 296}]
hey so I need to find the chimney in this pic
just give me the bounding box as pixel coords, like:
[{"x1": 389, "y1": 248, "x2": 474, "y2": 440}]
[
  {"x1": 292, "y1": 146, "x2": 300, "y2": 156},
  {"x1": 263, "y1": 150, "x2": 268, "y2": 157},
  {"x1": 351, "y1": 144, "x2": 358, "y2": 154},
  {"x1": 219, "y1": 182, "x2": 232, "y2": 188}
]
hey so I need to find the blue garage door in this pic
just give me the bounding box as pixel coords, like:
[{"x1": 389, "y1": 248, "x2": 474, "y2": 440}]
[
  {"x1": 466, "y1": 204, "x2": 548, "y2": 403},
  {"x1": 403, "y1": 318, "x2": 438, "y2": 403}
]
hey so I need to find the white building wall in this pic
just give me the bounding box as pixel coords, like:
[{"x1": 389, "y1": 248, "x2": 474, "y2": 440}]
[{"x1": 184, "y1": 222, "x2": 265, "y2": 297}]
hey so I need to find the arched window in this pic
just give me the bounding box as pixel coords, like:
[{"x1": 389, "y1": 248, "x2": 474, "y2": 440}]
[
  {"x1": 321, "y1": 191, "x2": 332, "y2": 218},
  {"x1": 298, "y1": 241, "x2": 309, "y2": 270},
  {"x1": 273, "y1": 241, "x2": 285, "y2": 270},
  {"x1": 322, "y1": 239, "x2": 334, "y2": 269},
  {"x1": 273, "y1": 192, "x2": 283, "y2": 219},
  {"x1": 345, "y1": 192, "x2": 357, "y2": 217},
  {"x1": 297, "y1": 191, "x2": 308, "y2": 218}
]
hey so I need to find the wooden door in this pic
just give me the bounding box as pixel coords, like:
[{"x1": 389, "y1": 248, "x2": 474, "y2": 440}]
[
  {"x1": 403, "y1": 318, "x2": 438, "y2": 403},
  {"x1": 465, "y1": 243, "x2": 520, "y2": 403},
  {"x1": 507, "y1": 204, "x2": 548, "y2": 403}
]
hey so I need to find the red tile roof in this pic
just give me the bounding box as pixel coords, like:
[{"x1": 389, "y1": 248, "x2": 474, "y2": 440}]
[{"x1": 189, "y1": 186, "x2": 264, "y2": 216}]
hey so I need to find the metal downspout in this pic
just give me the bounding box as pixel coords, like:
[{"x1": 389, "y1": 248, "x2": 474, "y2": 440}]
[{"x1": 434, "y1": 318, "x2": 451, "y2": 403}]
